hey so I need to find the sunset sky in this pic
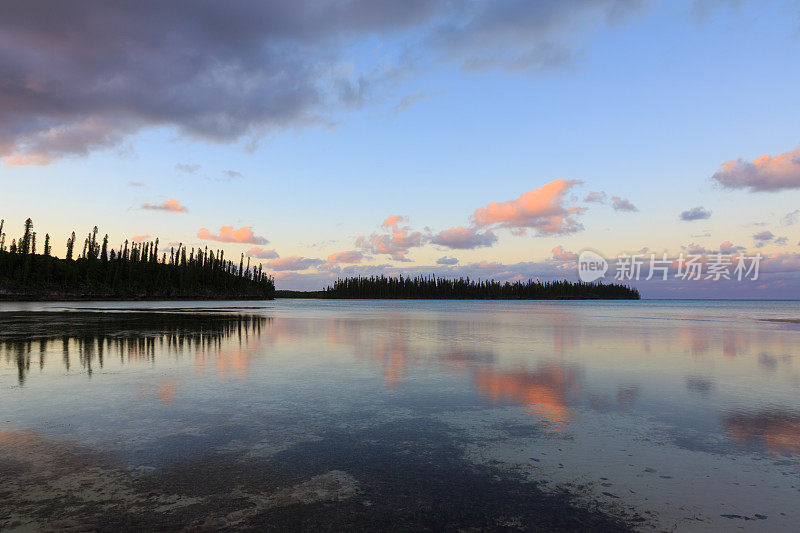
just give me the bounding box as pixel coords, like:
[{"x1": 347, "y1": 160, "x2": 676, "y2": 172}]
[{"x1": 1, "y1": 0, "x2": 799, "y2": 297}]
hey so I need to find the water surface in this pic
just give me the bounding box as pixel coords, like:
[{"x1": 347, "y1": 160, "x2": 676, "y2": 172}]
[{"x1": 1, "y1": 300, "x2": 799, "y2": 531}]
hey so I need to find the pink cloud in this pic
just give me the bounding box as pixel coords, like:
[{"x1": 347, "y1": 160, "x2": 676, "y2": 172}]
[
  {"x1": 472, "y1": 179, "x2": 585, "y2": 235},
  {"x1": 327, "y1": 250, "x2": 364, "y2": 263},
  {"x1": 719, "y1": 241, "x2": 745, "y2": 254},
  {"x1": 141, "y1": 198, "x2": 188, "y2": 213},
  {"x1": 430, "y1": 226, "x2": 497, "y2": 249},
  {"x1": 712, "y1": 147, "x2": 800, "y2": 191},
  {"x1": 267, "y1": 256, "x2": 324, "y2": 271},
  {"x1": 197, "y1": 226, "x2": 268, "y2": 244},
  {"x1": 382, "y1": 215, "x2": 406, "y2": 229},
  {"x1": 131, "y1": 234, "x2": 151, "y2": 243},
  {"x1": 247, "y1": 247, "x2": 279, "y2": 259},
  {"x1": 357, "y1": 217, "x2": 424, "y2": 261},
  {"x1": 551, "y1": 245, "x2": 577, "y2": 260},
  {"x1": 760, "y1": 252, "x2": 800, "y2": 273}
]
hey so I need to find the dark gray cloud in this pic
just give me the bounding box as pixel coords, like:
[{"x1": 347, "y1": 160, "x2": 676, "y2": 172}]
[
  {"x1": 680, "y1": 206, "x2": 712, "y2": 221},
  {"x1": 0, "y1": 0, "x2": 647, "y2": 164},
  {"x1": 436, "y1": 256, "x2": 459, "y2": 265}
]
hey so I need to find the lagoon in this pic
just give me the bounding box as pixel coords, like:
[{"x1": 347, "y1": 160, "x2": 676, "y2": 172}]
[{"x1": 1, "y1": 300, "x2": 799, "y2": 531}]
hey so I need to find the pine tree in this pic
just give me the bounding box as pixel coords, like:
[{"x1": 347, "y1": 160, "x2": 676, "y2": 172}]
[
  {"x1": 43, "y1": 234, "x2": 51, "y2": 257},
  {"x1": 20, "y1": 218, "x2": 33, "y2": 254},
  {"x1": 66, "y1": 232, "x2": 76, "y2": 261}
]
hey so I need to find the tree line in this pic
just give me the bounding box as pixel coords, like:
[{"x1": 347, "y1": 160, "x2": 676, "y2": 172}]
[
  {"x1": 0, "y1": 218, "x2": 275, "y2": 299},
  {"x1": 323, "y1": 275, "x2": 640, "y2": 299}
]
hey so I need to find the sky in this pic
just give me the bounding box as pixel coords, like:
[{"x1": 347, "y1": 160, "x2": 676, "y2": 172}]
[{"x1": 1, "y1": 0, "x2": 799, "y2": 297}]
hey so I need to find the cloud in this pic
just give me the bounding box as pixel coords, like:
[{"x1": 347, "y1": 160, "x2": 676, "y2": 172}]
[
  {"x1": 610, "y1": 195, "x2": 637, "y2": 212},
  {"x1": 583, "y1": 191, "x2": 607, "y2": 203},
  {"x1": 382, "y1": 215, "x2": 406, "y2": 229},
  {"x1": 680, "y1": 206, "x2": 711, "y2": 221},
  {"x1": 141, "y1": 198, "x2": 188, "y2": 213},
  {"x1": 430, "y1": 226, "x2": 497, "y2": 249},
  {"x1": 781, "y1": 209, "x2": 800, "y2": 226},
  {"x1": 327, "y1": 250, "x2": 364, "y2": 263},
  {"x1": 267, "y1": 256, "x2": 324, "y2": 271},
  {"x1": 753, "y1": 230, "x2": 775, "y2": 248},
  {"x1": 175, "y1": 163, "x2": 200, "y2": 174},
  {"x1": 392, "y1": 91, "x2": 428, "y2": 114},
  {"x1": 221, "y1": 170, "x2": 243, "y2": 181},
  {"x1": 357, "y1": 216, "x2": 423, "y2": 261},
  {"x1": 711, "y1": 147, "x2": 800, "y2": 192},
  {"x1": 197, "y1": 226, "x2": 268, "y2": 245},
  {"x1": 429, "y1": 0, "x2": 647, "y2": 73},
  {"x1": 0, "y1": 1, "x2": 648, "y2": 165},
  {"x1": 436, "y1": 256, "x2": 459, "y2": 265},
  {"x1": 247, "y1": 247, "x2": 279, "y2": 259},
  {"x1": 719, "y1": 241, "x2": 745, "y2": 254},
  {"x1": 131, "y1": 234, "x2": 151, "y2": 243},
  {"x1": 775, "y1": 236, "x2": 788, "y2": 246},
  {"x1": 128, "y1": 181, "x2": 145, "y2": 187},
  {"x1": 551, "y1": 245, "x2": 577, "y2": 261},
  {"x1": 262, "y1": 250, "x2": 800, "y2": 300},
  {"x1": 684, "y1": 243, "x2": 707, "y2": 255},
  {"x1": 472, "y1": 179, "x2": 585, "y2": 236}
]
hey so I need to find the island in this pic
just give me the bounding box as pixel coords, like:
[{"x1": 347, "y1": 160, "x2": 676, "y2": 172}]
[
  {"x1": 0, "y1": 219, "x2": 275, "y2": 300},
  {"x1": 1, "y1": 218, "x2": 639, "y2": 301},
  {"x1": 277, "y1": 276, "x2": 639, "y2": 299}
]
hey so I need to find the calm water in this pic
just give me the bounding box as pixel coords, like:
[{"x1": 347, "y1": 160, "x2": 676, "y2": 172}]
[{"x1": 1, "y1": 300, "x2": 799, "y2": 531}]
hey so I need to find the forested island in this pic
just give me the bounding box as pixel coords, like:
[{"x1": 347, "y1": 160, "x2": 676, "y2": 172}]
[
  {"x1": 0, "y1": 219, "x2": 275, "y2": 300},
  {"x1": 1, "y1": 218, "x2": 638, "y2": 301},
  {"x1": 277, "y1": 275, "x2": 640, "y2": 300}
]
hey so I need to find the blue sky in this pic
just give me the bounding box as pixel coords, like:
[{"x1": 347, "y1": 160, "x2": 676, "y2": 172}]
[{"x1": 1, "y1": 0, "x2": 799, "y2": 296}]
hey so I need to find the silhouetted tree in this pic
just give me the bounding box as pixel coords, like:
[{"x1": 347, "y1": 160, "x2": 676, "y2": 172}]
[
  {"x1": 323, "y1": 275, "x2": 639, "y2": 300},
  {"x1": 66, "y1": 232, "x2": 76, "y2": 261},
  {"x1": 20, "y1": 219, "x2": 33, "y2": 255},
  {"x1": 0, "y1": 217, "x2": 275, "y2": 299}
]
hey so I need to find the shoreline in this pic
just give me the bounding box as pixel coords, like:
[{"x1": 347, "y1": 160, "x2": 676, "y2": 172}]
[{"x1": 0, "y1": 295, "x2": 275, "y2": 302}]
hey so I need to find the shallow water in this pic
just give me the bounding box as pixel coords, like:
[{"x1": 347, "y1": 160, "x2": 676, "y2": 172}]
[{"x1": 1, "y1": 300, "x2": 799, "y2": 531}]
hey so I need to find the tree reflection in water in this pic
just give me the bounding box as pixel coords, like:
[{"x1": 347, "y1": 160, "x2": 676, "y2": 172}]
[{"x1": 0, "y1": 311, "x2": 270, "y2": 385}]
